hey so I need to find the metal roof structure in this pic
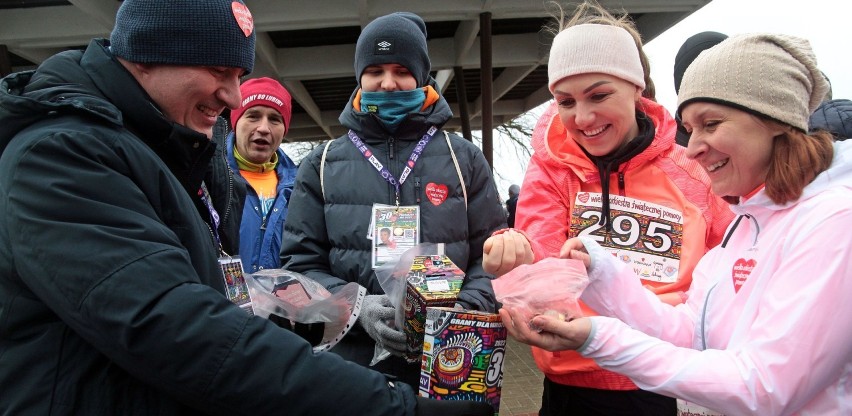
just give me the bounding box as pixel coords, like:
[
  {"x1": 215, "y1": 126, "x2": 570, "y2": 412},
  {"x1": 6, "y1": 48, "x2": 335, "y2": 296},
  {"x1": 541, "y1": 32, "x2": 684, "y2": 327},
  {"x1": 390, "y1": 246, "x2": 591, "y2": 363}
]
[{"x1": 0, "y1": 0, "x2": 710, "y2": 143}]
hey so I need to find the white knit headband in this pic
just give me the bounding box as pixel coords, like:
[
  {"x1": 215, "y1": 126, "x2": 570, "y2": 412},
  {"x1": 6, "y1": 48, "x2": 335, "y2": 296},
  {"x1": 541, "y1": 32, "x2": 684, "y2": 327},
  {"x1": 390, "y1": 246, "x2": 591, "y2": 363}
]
[{"x1": 548, "y1": 24, "x2": 645, "y2": 93}]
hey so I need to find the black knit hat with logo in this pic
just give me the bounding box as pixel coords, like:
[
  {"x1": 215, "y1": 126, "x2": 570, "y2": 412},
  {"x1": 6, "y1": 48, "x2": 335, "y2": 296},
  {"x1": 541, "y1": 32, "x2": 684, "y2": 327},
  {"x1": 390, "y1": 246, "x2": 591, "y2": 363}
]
[
  {"x1": 354, "y1": 12, "x2": 431, "y2": 87},
  {"x1": 110, "y1": 0, "x2": 256, "y2": 74}
]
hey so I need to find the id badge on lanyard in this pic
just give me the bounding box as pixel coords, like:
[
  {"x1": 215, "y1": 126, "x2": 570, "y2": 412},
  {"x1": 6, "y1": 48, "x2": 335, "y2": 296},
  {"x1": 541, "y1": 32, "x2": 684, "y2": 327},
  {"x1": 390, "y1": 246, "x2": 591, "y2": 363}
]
[
  {"x1": 219, "y1": 257, "x2": 253, "y2": 315},
  {"x1": 369, "y1": 204, "x2": 420, "y2": 268},
  {"x1": 200, "y1": 181, "x2": 253, "y2": 314},
  {"x1": 348, "y1": 127, "x2": 435, "y2": 269}
]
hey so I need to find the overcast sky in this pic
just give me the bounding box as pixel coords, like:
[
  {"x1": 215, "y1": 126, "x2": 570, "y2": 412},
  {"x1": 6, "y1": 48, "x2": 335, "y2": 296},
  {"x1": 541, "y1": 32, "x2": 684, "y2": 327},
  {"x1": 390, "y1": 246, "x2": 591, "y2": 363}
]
[
  {"x1": 645, "y1": 0, "x2": 847, "y2": 113},
  {"x1": 492, "y1": 0, "x2": 847, "y2": 196}
]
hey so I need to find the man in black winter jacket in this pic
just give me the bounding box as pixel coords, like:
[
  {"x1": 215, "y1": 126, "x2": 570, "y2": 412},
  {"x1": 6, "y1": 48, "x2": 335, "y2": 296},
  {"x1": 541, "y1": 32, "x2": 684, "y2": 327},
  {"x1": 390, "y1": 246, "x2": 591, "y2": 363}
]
[{"x1": 0, "y1": 1, "x2": 490, "y2": 415}]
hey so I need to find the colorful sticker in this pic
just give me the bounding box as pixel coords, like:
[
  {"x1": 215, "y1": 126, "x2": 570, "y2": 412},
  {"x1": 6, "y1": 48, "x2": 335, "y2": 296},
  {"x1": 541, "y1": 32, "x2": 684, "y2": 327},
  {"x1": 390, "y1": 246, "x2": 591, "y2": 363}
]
[
  {"x1": 731, "y1": 258, "x2": 756, "y2": 293},
  {"x1": 420, "y1": 308, "x2": 505, "y2": 414},
  {"x1": 231, "y1": 2, "x2": 254, "y2": 37},
  {"x1": 425, "y1": 182, "x2": 449, "y2": 206},
  {"x1": 219, "y1": 257, "x2": 252, "y2": 314}
]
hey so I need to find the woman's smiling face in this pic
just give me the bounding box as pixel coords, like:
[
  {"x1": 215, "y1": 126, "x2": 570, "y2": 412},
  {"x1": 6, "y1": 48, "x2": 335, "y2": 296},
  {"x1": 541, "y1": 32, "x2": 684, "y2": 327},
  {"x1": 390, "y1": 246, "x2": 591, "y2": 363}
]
[
  {"x1": 681, "y1": 102, "x2": 782, "y2": 198},
  {"x1": 552, "y1": 73, "x2": 642, "y2": 157}
]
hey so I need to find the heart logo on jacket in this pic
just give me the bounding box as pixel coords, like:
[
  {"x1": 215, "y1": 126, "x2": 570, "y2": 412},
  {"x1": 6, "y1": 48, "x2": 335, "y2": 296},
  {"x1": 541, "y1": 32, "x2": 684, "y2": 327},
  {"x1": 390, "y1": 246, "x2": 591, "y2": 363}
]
[
  {"x1": 425, "y1": 182, "x2": 448, "y2": 206},
  {"x1": 231, "y1": 2, "x2": 255, "y2": 37},
  {"x1": 578, "y1": 192, "x2": 590, "y2": 203},
  {"x1": 731, "y1": 258, "x2": 756, "y2": 293}
]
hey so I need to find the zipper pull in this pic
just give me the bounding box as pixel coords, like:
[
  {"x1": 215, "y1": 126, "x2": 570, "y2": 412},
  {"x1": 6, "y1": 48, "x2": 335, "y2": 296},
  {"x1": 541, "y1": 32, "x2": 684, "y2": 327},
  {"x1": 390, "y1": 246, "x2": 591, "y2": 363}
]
[
  {"x1": 388, "y1": 137, "x2": 395, "y2": 160},
  {"x1": 414, "y1": 177, "x2": 421, "y2": 203},
  {"x1": 618, "y1": 172, "x2": 626, "y2": 196}
]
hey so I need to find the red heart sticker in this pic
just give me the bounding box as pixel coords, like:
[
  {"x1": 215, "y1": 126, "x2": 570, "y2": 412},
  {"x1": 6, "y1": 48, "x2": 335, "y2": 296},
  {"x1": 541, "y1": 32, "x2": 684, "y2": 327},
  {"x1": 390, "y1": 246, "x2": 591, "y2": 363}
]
[
  {"x1": 578, "y1": 192, "x2": 589, "y2": 203},
  {"x1": 425, "y1": 182, "x2": 448, "y2": 206},
  {"x1": 231, "y1": 2, "x2": 254, "y2": 37},
  {"x1": 731, "y1": 258, "x2": 756, "y2": 293}
]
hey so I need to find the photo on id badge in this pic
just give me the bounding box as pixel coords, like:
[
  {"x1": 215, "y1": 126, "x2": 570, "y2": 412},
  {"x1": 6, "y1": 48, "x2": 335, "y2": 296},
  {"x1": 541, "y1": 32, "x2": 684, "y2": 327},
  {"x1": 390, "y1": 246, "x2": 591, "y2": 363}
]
[{"x1": 371, "y1": 204, "x2": 420, "y2": 268}]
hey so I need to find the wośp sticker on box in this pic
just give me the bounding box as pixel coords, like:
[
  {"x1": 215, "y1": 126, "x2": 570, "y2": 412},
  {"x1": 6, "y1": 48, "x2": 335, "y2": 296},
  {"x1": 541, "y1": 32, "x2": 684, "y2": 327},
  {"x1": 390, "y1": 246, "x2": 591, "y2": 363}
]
[{"x1": 420, "y1": 307, "x2": 506, "y2": 415}]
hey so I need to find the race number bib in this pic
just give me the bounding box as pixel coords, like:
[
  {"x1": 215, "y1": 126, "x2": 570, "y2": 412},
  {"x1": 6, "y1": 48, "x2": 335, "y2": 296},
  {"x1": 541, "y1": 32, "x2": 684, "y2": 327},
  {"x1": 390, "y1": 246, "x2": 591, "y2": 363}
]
[{"x1": 571, "y1": 193, "x2": 683, "y2": 283}]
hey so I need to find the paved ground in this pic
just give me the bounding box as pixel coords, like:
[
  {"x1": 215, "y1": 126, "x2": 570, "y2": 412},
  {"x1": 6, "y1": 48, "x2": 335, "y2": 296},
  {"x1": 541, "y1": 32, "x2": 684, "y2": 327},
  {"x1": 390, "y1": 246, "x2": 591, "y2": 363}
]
[{"x1": 499, "y1": 337, "x2": 543, "y2": 416}]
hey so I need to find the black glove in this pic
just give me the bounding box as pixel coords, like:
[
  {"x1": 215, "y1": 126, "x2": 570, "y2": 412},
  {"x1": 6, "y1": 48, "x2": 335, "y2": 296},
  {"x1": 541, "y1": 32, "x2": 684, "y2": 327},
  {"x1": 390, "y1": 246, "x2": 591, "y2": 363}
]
[
  {"x1": 358, "y1": 294, "x2": 407, "y2": 356},
  {"x1": 415, "y1": 397, "x2": 493, "y2": 416}
]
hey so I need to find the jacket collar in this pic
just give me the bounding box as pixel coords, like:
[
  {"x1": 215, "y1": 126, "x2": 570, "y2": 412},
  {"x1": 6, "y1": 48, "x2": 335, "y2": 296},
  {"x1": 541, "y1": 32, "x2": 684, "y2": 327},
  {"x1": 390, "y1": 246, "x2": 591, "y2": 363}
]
[
  {"x1": 337, "y1": 78, "x2": 452, "y2": 144},
  {"x1": 225, "y1": 131, "x2": 296, "y2": 188},
  {"x1": 0, "y1": 38, "x2": 214, "y2": 195}
]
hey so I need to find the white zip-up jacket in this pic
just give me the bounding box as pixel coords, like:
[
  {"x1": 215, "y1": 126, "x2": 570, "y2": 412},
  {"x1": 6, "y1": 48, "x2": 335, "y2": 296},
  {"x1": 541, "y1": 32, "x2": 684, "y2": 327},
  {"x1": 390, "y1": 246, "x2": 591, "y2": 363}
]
[{"x1": 575, "y1": 140, "x2": 852, "y2": 415}]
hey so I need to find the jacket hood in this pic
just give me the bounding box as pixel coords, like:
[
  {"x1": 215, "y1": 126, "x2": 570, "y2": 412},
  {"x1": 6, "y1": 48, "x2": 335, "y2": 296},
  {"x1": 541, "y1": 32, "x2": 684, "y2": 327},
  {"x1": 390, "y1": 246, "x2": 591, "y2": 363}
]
[
  {"x1": 338, "y1": 77, "x2": 452, "y2": 142},
  {"x1": 0, "y1": 49, "x2": 124, "y2": 154},
  {"x1": 0, "y1": 39, "x2": 209, "y2": 158},
  {"x1": 735, "y1": 139, "x2": 852, "y2": 214},
  {"x1": 533, "y1": 97, "x2": 676, "y2": 180},
  {"x1": 808, "y1": 98, "x2": 852, "y2": 140}
]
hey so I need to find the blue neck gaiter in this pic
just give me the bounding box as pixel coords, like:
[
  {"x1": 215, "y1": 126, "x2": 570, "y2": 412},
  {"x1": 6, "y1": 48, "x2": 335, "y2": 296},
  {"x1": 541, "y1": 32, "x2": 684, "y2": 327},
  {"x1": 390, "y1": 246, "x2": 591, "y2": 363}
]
[{"x1": 360, "y1": 88, "x2": 426, "y2": 130}]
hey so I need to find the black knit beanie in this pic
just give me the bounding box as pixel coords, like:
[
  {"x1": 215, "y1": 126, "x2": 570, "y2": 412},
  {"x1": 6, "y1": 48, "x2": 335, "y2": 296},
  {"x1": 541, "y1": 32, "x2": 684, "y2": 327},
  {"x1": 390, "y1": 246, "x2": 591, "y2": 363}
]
[
  {"x1": 673, "y1": 31, "x2": 727, "y2": 93},
  {"x1": 354, "y1": 12, "x2": 431, "y2": 87},
  {"x1": 110, "y1": 0, "x2": 256, "y2": 74}
]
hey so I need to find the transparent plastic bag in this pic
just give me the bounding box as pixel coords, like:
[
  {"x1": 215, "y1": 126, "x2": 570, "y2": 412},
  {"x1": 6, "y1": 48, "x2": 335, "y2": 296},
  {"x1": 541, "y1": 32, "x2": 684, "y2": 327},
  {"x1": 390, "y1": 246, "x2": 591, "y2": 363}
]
[
  {"x1": 372, "y1": 243, "x2": 446, "y2": 365},
  {"x1": 492, "y1": 257, "x2": 589, "y2": 331},
  {"x1": 246, "y1": 269, "x2": 365, "y2": 352}
]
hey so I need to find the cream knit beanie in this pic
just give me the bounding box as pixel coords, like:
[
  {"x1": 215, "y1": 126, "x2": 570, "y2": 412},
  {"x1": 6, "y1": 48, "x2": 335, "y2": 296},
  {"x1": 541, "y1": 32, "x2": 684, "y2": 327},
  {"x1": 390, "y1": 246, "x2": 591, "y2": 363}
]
[
  {"x1": 677, "y1": 33, "x2": 829, "y2": 132},
  {"x1": 548, "y1": 24, "x2": 645, "y2": 93}
]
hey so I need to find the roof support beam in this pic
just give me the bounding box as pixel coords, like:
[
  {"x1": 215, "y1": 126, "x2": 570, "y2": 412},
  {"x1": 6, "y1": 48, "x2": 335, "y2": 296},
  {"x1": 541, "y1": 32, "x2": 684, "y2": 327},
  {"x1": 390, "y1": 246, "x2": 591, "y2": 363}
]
[
  {"x1": 283, "y1": 80, "x2": 336, "y2": 140},
  {"x1": 454, "y1": 66, "x2": 473, "y2": 141},
  {"x1": 480, "y1": 11, "x2": 493, "y2": 168},
  {"x1": 67, "y1": 0, "x2": 117, "y2": 31}
]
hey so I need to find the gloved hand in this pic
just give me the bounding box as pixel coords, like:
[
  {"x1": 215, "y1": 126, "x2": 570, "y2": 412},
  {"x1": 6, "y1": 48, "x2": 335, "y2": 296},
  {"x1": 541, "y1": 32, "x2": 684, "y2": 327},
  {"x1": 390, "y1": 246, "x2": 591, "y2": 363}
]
[
  {"x1": 415, "y1": 397, "x2": 493, "y2": 416},
  {"x1": 358, "y1": 294, "x2": 407, "y2": 356}
]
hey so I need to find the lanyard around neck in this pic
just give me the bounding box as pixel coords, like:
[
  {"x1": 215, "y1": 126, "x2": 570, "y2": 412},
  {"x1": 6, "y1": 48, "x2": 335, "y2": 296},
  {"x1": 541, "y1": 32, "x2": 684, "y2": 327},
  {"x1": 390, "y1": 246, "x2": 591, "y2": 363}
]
[
  {"x1": 199, "y1": 181, "x2": 225, "y2": 255},
  {"x1": 347, "y1": 126, "x2": 438, "y2": 207}
]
